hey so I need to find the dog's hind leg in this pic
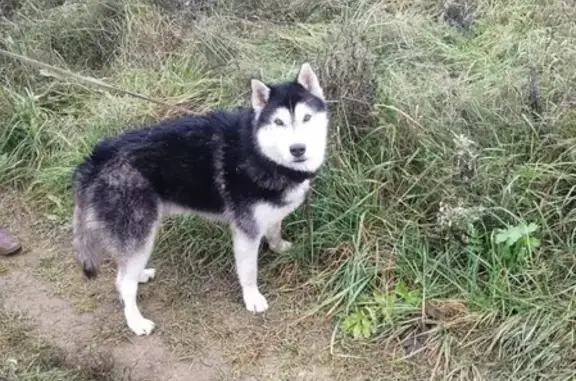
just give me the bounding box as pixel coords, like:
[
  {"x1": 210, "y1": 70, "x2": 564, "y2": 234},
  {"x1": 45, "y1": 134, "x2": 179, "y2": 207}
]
[
  {"x1": 138, "y1": 268, "x2": 156, "y2": 284},
  {"x1": 81, "y1": 161, "x2": 161, "y2": 336},
  {"x1": 264, "y1": 221, "x2": 292, "y2": 254},
  {"x1": 115, "y1": 225, "x2": 158, "y2": 336}
]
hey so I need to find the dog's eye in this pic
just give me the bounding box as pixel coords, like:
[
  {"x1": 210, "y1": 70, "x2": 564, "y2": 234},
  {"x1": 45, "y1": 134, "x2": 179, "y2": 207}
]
[
  {"x1": 274, "y1": 118, "x2": 284, "y2": 126},
  {"x1": 303, "y1": 114, "x2": 312, "y2": 122}
]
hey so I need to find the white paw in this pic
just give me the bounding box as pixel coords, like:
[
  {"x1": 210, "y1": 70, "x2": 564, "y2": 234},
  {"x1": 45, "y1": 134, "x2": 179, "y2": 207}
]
[
  {"x1": 243, "y1": 289, "x2": 269, "y2": 313},
  {"x1": 138, "y1": 268, "x2": 156, "y2": 284},
  {"x1": 269, "y1": 239, "x2": 292, "y2": 254},
  {"x1": 127, "y1": 317, "x2": 155, "y2": 336}
]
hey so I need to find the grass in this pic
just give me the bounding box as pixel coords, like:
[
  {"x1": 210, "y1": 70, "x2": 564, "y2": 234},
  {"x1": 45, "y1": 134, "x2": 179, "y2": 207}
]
[{"x1": 1, "y1": 0, "x2": 576, "y2": 379}]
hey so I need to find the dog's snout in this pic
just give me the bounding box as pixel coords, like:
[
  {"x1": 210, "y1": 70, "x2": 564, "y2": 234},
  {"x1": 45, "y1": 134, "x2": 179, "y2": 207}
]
[{"x1": 289, "y1": 143, "x2": 306, "y2": 158}]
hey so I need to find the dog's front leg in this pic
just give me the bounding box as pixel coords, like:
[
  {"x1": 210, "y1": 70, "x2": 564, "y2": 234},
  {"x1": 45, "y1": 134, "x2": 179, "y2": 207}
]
[{"x1": 232, "y1": 225, "x2": 268, "y2": 313}]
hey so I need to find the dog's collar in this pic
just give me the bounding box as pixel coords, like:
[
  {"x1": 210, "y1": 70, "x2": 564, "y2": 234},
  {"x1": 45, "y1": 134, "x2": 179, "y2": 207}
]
[{"x1": 241, "y1": 154, "x2": 316, "y2": 191}]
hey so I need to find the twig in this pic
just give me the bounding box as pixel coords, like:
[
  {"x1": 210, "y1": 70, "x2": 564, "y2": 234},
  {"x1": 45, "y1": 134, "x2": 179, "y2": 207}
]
[{"x1": 0, "y1": 48, "x2": 196, "y2": 115}]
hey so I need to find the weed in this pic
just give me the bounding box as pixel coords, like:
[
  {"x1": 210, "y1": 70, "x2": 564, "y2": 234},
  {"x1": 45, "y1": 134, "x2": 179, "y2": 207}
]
[
  {"x1": 493, "y1": 222, "x2": 541, "y2": 271},
  {"x1": 340, "y1": 281, "x2": 421, "y2": 340}
]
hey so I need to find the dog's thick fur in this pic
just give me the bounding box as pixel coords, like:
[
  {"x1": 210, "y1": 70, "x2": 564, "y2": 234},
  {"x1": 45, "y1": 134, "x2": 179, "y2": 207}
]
[{"x1": 72, "y1": 63, "x2": 329, "y2": 335}]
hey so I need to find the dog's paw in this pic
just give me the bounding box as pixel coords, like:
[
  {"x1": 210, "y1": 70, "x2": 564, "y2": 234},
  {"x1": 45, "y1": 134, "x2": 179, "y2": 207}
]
[
  {"x1": 128, "y1": 317, "x2": 155, "y2": 336},
  {"x1": 269, "y1": 239, "x2": 293, "y2": 254},
  {"x1": 138, "y1": 268, "x2": 156, "y2": 284},
  {"x1": 243, "y1": 289, "x2": 269, "y2": 313}
]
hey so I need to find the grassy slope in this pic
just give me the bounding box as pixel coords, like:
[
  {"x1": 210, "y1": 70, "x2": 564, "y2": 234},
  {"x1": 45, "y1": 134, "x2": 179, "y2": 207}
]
[{"x1": 1, "y1": 0, "x2": 575, "y2": 379}]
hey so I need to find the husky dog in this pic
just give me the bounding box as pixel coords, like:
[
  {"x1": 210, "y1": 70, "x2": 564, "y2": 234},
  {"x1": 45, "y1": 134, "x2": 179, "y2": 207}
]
[{"x1": 72, "y1": 63, "x2": 328, "y2": 336}]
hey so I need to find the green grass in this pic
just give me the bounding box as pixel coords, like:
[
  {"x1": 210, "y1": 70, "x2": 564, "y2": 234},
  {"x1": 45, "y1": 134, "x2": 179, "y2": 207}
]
[{"x1": 1, "y1": 0, "x2": 576, "y2": 379}]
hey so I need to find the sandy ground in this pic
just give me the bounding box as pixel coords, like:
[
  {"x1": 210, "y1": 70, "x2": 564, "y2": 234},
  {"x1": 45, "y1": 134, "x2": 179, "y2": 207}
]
[{"x1": 0, "y1": 192, "x2": 364, "y2": 381}]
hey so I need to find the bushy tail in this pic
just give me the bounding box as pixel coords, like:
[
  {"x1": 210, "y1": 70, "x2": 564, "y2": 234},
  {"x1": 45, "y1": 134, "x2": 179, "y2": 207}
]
[{"x1": 72, "y1": 204, "x2": 101, "y2": 279}]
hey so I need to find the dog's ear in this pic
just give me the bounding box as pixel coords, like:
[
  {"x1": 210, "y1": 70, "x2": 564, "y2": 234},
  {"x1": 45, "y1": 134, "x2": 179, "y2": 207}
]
[
  {"x1": 251, "y1": 79, "x2": 270, "y2": 111},
  {"x1": 297, "y1": 63, "x2": 324, "y2": 99}
]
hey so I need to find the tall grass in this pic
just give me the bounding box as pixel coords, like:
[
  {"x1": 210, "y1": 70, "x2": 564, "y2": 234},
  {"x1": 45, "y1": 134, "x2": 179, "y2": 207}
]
[{"x1": 1, "y1": 0, "x2": 575, "y2": 378}]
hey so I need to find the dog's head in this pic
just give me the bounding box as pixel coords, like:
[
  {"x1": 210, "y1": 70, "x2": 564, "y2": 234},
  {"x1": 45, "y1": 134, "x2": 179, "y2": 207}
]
[{"x1": 251, "y1": 63, "x2": 328, "y2": 173}]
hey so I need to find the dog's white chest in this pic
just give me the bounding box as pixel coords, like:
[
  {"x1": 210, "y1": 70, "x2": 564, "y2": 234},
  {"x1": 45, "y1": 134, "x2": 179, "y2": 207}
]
[{"x1": 253, "y1": 180, "x2": 310, "y2": 228}]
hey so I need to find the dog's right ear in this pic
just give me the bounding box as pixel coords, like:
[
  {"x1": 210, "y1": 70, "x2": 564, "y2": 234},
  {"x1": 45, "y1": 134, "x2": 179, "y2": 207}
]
[{"x1": 251, "y1": 79, "x2": 270, "y2": 112}]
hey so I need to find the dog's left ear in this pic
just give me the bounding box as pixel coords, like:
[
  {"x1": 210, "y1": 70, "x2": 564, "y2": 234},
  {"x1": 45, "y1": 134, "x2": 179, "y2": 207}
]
[{"x1": 297, "y1": 63, "x2": 324, "y2": 99}]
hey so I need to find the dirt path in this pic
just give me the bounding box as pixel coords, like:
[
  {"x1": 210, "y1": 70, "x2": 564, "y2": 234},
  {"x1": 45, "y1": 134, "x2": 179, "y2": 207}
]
[
  {"x1": 0, "y1": 193, "x2": 345, "y2": 381},
  {"x1": 1, "y1": 269, "x2": 222, "y2": 381},
  {"x1": 0, "y1": 220, "x2": 225, "y2": 381}
]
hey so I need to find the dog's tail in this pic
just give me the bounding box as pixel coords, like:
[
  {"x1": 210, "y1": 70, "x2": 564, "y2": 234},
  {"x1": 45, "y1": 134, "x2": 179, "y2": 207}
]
[
  {"x1": 73, "y1": 202, "x2": 102, "y2": 279},
  {"x1": 72, "y1": 159, "x2": 105, "y2": 279}
]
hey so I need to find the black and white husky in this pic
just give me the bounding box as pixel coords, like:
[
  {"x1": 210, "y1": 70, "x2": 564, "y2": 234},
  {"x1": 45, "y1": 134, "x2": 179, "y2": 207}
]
[{"x1": 72, "y1": 63, "x2": 328, "y2": 335}]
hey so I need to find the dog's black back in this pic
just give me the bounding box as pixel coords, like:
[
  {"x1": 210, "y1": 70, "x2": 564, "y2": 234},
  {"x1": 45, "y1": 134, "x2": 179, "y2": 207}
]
[{"x1": 73, "y1": 108, "x2": 314, "y2": 219}]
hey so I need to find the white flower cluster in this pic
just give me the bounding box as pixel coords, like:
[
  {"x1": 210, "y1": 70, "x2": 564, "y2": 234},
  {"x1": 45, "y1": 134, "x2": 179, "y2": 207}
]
[
  {"x1": 453, "y1": 133, "x2": 477, "y2": 184},
  {"x1": 437, "y1": 199, "x2": 486, "y2": 233}
]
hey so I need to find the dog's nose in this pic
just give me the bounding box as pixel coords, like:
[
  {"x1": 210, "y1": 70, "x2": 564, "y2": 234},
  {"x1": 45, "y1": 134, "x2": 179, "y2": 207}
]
[{"x1": 289, "y1": 143, "x2": 306, "y2": 158}]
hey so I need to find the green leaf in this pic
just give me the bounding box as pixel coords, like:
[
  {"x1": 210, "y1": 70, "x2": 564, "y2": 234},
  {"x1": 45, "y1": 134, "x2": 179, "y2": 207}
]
[
  {"x1": 341, "y1": 309, "x2": 374, "y2": 339},
  {"x1": 528, "y1": 237, "x2": 541, "y2": 249},
  {"x1": 353, "y1": 323, "x2": 363, "y2": 339},
  {"x1": 525, "y1": 223, "x2": 539, "y2": 234},
  {"x1": 495, "y1": 223, "x2": 540, "y2": 247},
  {"x1": 404, "y1": 292, "x2": 421, "y2": 307},
  {"x1": 395, "y1": 281, "x2": 420, "y2": 306},
  {"x1": 395, "y1": 281, "x2": 409, "y2": 299},
  {"x1": 361, "y1": 320, "x2": 372, "y2": 339}
]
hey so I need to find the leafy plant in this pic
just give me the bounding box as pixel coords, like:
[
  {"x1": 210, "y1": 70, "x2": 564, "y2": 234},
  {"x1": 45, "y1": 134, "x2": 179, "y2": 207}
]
[
  {"x1": 340, "y1": 307, "x2": 376, "y2": 340},
  {"x1": 493, "y1": 222, "x2": 541, "y2": 271},
  {"x1": 340, "y1": 281, "x2": 421, "y2": 340}
]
